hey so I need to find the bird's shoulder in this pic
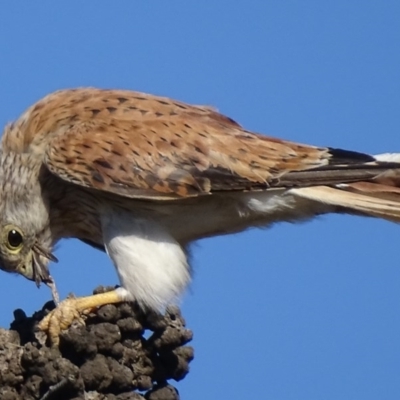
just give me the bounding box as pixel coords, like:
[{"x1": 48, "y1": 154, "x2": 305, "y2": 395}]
[{"x1": 1, "y1": 87, "x2": 240, "y2": 154}]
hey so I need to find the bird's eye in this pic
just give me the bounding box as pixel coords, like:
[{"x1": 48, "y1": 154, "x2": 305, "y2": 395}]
[{"x1": 7, "y1": 229, "x2": 23, "y2": 250}]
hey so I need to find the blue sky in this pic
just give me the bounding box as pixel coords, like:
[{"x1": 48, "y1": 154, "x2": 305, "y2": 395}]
[{"x1": 1, "y1": 2, "x2": 400, "y2": 399}]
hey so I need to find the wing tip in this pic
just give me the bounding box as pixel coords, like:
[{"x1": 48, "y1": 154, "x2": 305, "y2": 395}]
[{"x1": 327, "y1": 147, "x2": 375, "y2": 165}]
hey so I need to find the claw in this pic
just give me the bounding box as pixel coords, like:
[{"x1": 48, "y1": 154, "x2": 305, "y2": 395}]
[
  {"x1": 38, "y1": 297, "x2": 84, "y2": 345},
  {"x1": 38, "y1": 290, "x2": 123, "y2": 346}
]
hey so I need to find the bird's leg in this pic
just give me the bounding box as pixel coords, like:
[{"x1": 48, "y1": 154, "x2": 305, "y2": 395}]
[{"x1": 38, "y1": 290, "x2": 123, "y2": 346}]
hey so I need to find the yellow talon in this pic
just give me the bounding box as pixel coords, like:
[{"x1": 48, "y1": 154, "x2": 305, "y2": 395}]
[{"x1": 38, "y1": 290, "x2": 123, "y2": 346}]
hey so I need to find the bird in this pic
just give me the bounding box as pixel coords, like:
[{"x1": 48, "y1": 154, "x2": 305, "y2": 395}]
[{"x1": 1, "y1": 87, "x2": 400, "y2": 345}]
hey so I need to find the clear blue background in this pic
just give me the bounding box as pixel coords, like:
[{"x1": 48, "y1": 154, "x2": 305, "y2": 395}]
[{"x1": 1, "y1": 2, "x2": 400, "y2": 399}]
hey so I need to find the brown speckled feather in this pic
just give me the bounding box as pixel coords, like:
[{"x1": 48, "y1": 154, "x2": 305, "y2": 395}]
[{"x1": 2, "y1": 88, "x2": 386, "y2": 200}]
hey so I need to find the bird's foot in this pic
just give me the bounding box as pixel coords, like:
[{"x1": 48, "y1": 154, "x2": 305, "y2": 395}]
[
  {"x1": 37, "y1": 295, "x2": 86, "y2": 346},
  {"x1": 38, "y1": 290, "x2": 123, "y2": 346}
]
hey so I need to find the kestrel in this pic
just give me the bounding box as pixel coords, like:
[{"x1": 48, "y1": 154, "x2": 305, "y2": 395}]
[{"x1": 1, "y1": 88, "x2": 400, "y2": 344}]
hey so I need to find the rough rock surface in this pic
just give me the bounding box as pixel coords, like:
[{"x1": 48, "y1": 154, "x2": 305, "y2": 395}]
[{"x1": 0, "y1": 287, "x2": 193, "y2": 399}]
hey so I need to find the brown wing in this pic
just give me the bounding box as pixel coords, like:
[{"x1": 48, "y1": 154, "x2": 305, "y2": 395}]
[
  {"x1": 4, "y1": 88, "x2": 391, "y2": 200},
  {"x1": 44, "y1": 116, "x2": 338, "y2": 199},
  {"x1": 45, "y1": 122, "x2": 389, "y2": 200}
]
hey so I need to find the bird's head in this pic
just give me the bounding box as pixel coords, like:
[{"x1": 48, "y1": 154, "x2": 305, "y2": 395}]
[
  {"x1": 0, "y1": 222, "x2": 57, "y2": 286},
  {"x1": 0, "y1": 152, "x2": 57, "y2": 286}
]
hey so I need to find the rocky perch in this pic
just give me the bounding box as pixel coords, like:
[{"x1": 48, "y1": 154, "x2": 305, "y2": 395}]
[{"x1": 0, "y1": 287, "x2": 194, "y2": 400}]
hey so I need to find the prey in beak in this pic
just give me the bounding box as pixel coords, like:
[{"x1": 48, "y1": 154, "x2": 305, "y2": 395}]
[{"x1": 25, "y1": 243, "x2": 60, "y2": 304}]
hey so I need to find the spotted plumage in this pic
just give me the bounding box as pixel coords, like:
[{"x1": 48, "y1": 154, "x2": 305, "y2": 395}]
[{"x1": 1, "y1": 87, "x2": 400, "y2": 344}]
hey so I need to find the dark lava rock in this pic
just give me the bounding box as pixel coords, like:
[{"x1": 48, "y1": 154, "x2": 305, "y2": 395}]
[{"x1": 0, "y1": 287, "x2": 193, "y2": 399}]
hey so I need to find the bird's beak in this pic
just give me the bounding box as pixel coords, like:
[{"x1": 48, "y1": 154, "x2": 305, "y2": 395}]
[{"x1": 17, "y1": 245, "x2": 58, "y2": 287}]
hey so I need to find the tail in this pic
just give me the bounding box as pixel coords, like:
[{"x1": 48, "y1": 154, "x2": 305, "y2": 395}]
[{"x1": 290, "y1": 153, "x2": 400, "y2": 223}]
